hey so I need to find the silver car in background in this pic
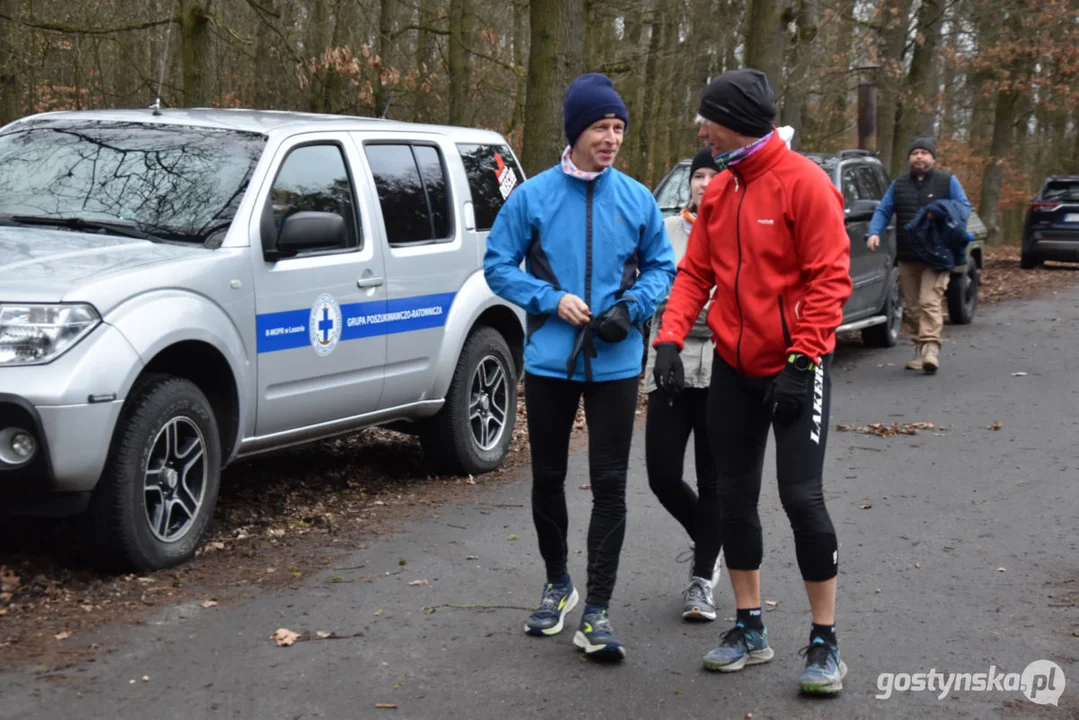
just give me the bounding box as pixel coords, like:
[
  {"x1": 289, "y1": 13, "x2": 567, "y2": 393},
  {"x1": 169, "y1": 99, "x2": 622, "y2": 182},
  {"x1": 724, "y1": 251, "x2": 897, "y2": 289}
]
[{"x1": 0, "y1": 109, "x2": 526, "y2": 571}]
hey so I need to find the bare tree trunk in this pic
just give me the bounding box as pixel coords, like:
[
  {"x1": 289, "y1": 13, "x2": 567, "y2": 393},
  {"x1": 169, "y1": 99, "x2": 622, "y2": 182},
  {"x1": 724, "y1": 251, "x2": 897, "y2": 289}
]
[
  {"x1": 979, "y1": 86, "x2": 1022, "y2": 243},
  {"x1": 253, "y1": 0, "x2": 276, "y2": 108},
  {"x1": 507, "y1": 0, "x2": 528, "y2": 135},
  {"x1": 522, "y1": 0, "x2": 570, "y2": 175},
  {"x1": 780, "y1": 0, "x2": 817, "y2": 146},
  {"x1": 179, "y1": 0, "x2": 212, "y2": 107},
  {"x1": 744, "y1": 0, "x2": 786, "y2": 91},
  {"x1": 448, "y1": 0, "x2": 472, "y2": 126},
  {"x1": 413, "y1": 0, "x2": 437, "y2": 122},
  {"x1": 633, "y1": 15, "x2": 662, "y2": 182},
  {"x1": 0, "y1": 0, "x2": 22, "y2": 124},
  {"x1": 891, "y1": 0, "x2": 943, "y2": 172},
  {"x1": 875, "y1": 0, "x2": 914, "y2": 174},
  {"x1": 375, "y1": 0, "x2": 395, "y2": 116}
]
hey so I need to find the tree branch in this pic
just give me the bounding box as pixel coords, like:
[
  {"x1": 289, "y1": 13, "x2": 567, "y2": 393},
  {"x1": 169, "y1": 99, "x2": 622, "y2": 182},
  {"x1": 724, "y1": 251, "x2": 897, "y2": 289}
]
[{"x1": 0, "y1": 14, "x2": 174, "y2": 35}]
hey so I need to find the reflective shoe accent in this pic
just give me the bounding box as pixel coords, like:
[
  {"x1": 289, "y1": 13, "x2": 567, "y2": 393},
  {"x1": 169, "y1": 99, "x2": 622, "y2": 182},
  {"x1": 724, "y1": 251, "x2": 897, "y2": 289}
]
[
  {"x1": 682, "y1": 576, "x2": 716, "y2": 622},
  {"x1": 573, "y1": 608, "x2": 626, "y2": 661},
  {"x1": 702, "y1": 621, "x2": 774, "y2": 672},
  {"x1": 523, "y1": 581, "x2": 578, "y2": 637},
  {"x1": 798, "y1": 636, "x2": 848, "y2": 695}
]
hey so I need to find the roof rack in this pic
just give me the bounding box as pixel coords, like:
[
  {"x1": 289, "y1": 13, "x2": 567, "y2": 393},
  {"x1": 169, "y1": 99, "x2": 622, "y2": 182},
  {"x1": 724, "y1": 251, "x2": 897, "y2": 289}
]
[{"x1": 835, "y1": 149, "x2": 874, "y2": 159}]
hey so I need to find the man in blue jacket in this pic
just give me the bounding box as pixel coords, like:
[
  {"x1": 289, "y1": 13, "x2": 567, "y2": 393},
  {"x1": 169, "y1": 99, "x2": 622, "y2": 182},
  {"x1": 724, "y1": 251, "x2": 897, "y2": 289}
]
[
  {"x1": 484, "y1": 72, "x2": 676, "y2": 662},
  {"x1": 867, "y1": 136, "x2": 971, "y2": 373}
]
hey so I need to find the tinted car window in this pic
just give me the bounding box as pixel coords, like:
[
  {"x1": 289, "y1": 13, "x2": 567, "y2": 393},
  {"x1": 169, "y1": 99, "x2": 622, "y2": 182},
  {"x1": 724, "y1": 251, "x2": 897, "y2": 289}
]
[
  {"x1": 1041, "y1": 181, "x2": 1079, "y2": 202},
  {"x1": 0, "y1": 120, "x2": 265, "y2": 243},
  {"x1": 457, "y1": 143, "x2": 523, "y2": 231},
  {"x1": 365, "y1": 144, "x2": 432, "y2": 245},
  {"x1": 270, "y1": 143, "x2": 360, "y2": 251},
  {"x1": 413, "y1": 145, "x2": 451, "y2": 239},
  {"x1": 856, "y1": 165, "x2": 885, "y2": 200},
  {"x1": 654, "y1": 163, "x2": 690, "y2": 212},
  {"x1": 840, "y1": 165, "x2": 866, "y2": 207}
]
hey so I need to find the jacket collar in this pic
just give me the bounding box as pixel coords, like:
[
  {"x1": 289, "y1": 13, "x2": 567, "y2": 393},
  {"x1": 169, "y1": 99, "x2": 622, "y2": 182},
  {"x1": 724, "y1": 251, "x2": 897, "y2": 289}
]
[{"x1": 726, "y1": 128, "x2": 785, "y2": 183}]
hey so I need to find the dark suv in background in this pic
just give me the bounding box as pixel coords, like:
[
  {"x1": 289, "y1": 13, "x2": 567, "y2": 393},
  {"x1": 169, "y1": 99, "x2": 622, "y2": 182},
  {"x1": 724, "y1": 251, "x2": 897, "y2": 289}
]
[
  {"x1": 653, "y1": 149, "x2": 986, "y2": 344},
  {"x1": 1021, "y1": 175, "x2": 1079, "y2": 269}
]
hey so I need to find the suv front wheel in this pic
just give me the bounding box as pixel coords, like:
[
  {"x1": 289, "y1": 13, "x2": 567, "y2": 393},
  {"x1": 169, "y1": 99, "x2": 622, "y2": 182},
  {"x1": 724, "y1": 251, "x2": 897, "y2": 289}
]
[
  {"x1": 82, "y1": 375, "x2": 221, "y2": 572},
  {"x1": 421, "y1": 326, "x2": 517, "y2": 476}
]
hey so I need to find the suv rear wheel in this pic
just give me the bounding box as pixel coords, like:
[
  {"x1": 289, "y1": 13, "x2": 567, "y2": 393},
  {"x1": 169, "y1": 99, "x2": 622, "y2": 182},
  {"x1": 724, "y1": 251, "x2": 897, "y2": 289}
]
[
  {"x1": 421, "y1": 326, "x2": 517, "y2": 476},
  {"x1": 82, "y1": 375, "x2": 221, "y2": 572},
  {"x1": 947, "y1": 263, "x2": 979, "y2": 325}
]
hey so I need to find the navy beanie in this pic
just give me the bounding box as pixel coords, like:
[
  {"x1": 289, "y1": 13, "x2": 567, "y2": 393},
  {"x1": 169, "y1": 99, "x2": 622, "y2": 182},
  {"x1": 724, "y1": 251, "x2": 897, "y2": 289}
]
[{"x1": 563, "y1": 73, "x2": 629, "y2": 148}]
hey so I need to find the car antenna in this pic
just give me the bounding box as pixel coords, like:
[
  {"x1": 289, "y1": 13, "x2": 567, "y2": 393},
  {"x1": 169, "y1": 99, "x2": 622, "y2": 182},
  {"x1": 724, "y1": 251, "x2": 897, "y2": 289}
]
[
  {"x1": 149, "y1": 18, "x2": 174, "y2": 116},
  {"x1": 380, "y1": 91, "x2": 395, "y2": 119}
]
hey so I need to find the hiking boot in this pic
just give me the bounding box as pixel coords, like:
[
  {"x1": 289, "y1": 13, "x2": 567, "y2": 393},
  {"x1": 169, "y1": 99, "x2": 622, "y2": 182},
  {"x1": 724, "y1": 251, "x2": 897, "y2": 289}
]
[
  {"x1": 523, "y1": 580, "x2": 578, "y2": 636},
  {"x1": 798, "y1": 635, "x2": 848, "y2": 695},
  {"x1": 573, "y1": 606, "x2": 626, "y2": 661},
  {"x1": 702, "y1": 621, "x2": 774, "y2": 672},
  {"x1": 905, "y1": 343, "x2": 924, "y2": 370},
  {"x1": 922, "y1": 341, "x2": 940, "y2": 374},
  {"x1": 682, "y1": 576, "x2": 717, "y2": 622}
]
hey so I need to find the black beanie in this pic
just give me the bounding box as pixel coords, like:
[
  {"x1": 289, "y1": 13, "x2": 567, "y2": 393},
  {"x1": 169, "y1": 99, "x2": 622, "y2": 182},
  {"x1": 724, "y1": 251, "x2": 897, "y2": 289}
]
[
  {"x1": 698, "y1": 68, "x2": 776, "y2": 138},
  {"x1": 689, "y1": 146, "x2": 719, "y2": 181},
  {"x1": 563, "y1": 73, "x2": 630, "y2": 148},
  {"x1": 907, "y1": 136, "x2": 937, "y2": 158}
]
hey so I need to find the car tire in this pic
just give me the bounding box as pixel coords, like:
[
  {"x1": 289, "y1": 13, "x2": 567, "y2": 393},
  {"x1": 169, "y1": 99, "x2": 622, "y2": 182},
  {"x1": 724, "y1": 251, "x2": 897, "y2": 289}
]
[
  {"x1": 1020, "y1": 251, "x2": 1042, "y2": 269},
  {"x1": 81, "y1": 375, "x2": 221, "y2": 572},
  {"x1": 947, "y1": 262, "x2": 979, "y2": 325},
  {"x1": 862, "y1": 271, "x2": 902, "y2": 348},
  {"x1": 420, "y1": 326, "x2": 517, "y2": 476}
]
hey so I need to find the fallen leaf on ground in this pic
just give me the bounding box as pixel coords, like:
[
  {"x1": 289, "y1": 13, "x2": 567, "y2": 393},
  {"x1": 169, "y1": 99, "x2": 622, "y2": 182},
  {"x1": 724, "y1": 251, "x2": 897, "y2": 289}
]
[
  {"x1": 374, "y1": 609, "x2": 383, "y2": 616},
  {"x1": 317, "y1": 631, "x2": 332, "y2": 638},
  {"x1": 54, "y1": 631, "x2": 71, "y2": 641},
  {"x1": 1011, "y1": 372, "x2": 1028, "y2": 377},
  {"x1": 0, "y1": 566, "x2": 19, "y2": 594},
  {"x1": 375, "y1": 704, "x2": 397, "y2": 709},
  {"x1": 142, "y1": 676, "x2": 150, "y2": 682},
  {"x1": 998, "y1": 567, "x2": 1006, "y2": 572},
  {"x1": 914, "y1": 563, "x2": 921, "y2": 568},
  {"x1": 765, "y1": 600, "x2": 778, "y2": 607},
  {"x1": 271, "y1": 628, "x2": 301, "y2": 647},
  {"x1": 508, "y1": 534, "x2": 520, "y2": 541},
  {"x1": 988, "y1": 421, "x2": 1003, "y2": 431},
  {"x1": 859, "y1": 503, "x2": 873, "y2": 509},
  {"x1": 201, "y1": 600, "x2": 218, "y2": 608},
  {"x1": 204, "y1": 541, "x2": 226, "y2": 552},
  {"x1": 408, "y1": 579, "x2": 429, "y2": 586},
  {"x1": 466, "y1": 555, "x2": 479, "y2": 560},
  {"x1": 836, "y1": 422, "x2": 938, "y2": 437}
]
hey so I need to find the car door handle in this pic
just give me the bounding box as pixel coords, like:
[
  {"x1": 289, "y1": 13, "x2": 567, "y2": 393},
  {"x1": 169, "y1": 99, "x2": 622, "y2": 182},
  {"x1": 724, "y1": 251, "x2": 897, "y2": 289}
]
[{"x1": 357, "y1": 276, "x2": 385, "y2": 288}]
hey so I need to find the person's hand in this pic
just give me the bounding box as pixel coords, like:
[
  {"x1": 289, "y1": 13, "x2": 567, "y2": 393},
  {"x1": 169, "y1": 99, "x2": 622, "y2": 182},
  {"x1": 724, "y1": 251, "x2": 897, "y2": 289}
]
[
  {"x1": 652, "y1": 343, "x2": 684, "y2": 395},
  {"x1": 866, "y1": 234, "x2": 880, "y2": 252},
  {"x1": 927, "y1": 210, "x2": 935, "y2": 220},
  {"x1": 763, "y1": 357, "x2": 815, "y2": 426},
  {"x1": 595, "y1": 302, "x2": 631, "y2": 343},
  {"x1": 557, "y1": 294, "x2": 591, "y2": 326}
]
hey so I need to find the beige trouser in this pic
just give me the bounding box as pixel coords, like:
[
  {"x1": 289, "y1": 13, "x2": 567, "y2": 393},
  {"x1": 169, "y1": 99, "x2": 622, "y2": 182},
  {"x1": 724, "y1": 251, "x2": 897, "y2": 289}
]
[{"x1": 899, "y1": 260, "x2": 950, "y2": 344}]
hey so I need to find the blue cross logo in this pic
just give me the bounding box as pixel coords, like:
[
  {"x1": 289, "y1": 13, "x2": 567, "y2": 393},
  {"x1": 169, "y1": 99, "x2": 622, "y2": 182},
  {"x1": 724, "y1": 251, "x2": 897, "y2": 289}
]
[{"x1": 318, "y1": 307, "x2": 334, "y2": 343}]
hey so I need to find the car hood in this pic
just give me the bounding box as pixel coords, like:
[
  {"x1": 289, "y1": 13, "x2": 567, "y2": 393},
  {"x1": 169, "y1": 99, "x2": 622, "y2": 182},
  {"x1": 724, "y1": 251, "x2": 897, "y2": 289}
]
[{"x1": 0, "y1": 226, "x2": 208, "y2": 302}]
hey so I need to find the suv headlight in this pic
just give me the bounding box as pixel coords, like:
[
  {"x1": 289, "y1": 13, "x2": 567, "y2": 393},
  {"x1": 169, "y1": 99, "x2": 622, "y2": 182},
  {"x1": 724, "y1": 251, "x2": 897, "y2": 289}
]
[{"x1": 0, "y1": 304, "x2": 101, "y2": 366}]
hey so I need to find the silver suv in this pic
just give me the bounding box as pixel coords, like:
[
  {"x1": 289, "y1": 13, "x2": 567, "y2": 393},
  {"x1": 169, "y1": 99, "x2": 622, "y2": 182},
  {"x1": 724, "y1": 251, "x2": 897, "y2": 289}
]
[{"x1": 0, "y1": 109, "x2": 526, "y2": 571}]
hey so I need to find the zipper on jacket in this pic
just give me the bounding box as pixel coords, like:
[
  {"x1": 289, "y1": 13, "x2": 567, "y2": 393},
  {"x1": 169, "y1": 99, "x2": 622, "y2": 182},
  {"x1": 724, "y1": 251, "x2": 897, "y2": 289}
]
[
  {"x1": 778, "y1": 295, "x2": 792, "y2": 349},
  {"x1": 732, "y1": 167, "x2": 746, "y2": 374},
  {"x1": 584, "y1": 181, "x2": 595, "y2": 382}
]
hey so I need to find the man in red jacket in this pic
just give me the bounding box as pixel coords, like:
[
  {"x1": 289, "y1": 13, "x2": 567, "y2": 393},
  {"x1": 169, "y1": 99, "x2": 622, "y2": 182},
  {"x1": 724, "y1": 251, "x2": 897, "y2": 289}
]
[{"x1": 652, "y1": 68, "x2": 853, "y2": 695}]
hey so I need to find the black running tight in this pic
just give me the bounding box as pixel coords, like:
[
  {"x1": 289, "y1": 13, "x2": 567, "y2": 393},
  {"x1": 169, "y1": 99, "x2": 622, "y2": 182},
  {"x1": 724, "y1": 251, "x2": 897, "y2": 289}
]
[
  {"x1": 645, "y1": 387, "x2": 722, "y2": 579},
  {"x1": 524, "y1": 372, "x2": 639, "y2": 608},
  {"x1": 707, "y1": 353, "x2": 839, "y2": 582}
]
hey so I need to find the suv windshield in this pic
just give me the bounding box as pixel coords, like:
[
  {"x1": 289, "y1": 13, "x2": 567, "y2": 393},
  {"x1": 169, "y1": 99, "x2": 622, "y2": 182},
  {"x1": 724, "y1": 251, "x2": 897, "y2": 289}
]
[{"x1": 0, "y1": 120, "x2": 266, "y2": 243}]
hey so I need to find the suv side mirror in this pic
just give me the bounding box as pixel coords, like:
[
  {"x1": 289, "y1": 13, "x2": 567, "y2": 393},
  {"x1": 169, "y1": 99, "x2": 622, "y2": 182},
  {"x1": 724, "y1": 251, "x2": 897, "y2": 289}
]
[
  {"x1": 846, "y1": 198, "x2": 879, "y2": 221},
  {"x1": 264, "y1": 210, "x2": 346, "y2": 259}
]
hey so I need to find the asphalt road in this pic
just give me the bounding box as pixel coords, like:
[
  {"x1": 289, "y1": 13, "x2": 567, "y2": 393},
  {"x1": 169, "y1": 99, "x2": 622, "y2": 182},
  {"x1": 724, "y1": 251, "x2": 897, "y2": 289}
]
[{"x1": 2, "y1": 284, "x2": 1078, "y2": 720}]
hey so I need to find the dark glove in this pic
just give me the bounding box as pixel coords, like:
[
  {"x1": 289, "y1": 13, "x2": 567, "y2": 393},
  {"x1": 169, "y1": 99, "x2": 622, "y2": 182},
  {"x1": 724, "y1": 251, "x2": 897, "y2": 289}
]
[
  {"x1": 595, "y1": 302, "x2": 631, "y2": 343},
  {"x1": 652, "y1": 343, "x2": 684, "y2": 394},
  {"x1": 763, "y1": 356, "x2": 815, "y2": 426}
]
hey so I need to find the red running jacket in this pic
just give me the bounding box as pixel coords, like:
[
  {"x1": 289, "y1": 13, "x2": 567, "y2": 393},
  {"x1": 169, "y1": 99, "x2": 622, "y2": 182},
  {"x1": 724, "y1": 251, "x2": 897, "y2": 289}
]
[{"x1": 654, "y1": 130, "x2": 852, "y2": 378}]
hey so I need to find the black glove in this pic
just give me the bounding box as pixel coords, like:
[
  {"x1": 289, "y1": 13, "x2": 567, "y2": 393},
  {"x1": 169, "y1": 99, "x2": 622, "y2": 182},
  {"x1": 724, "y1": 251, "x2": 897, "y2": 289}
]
[
  {"x1": 652, "y1": 343, "x2": 684, "y2": 394},
  {"x1": 595, "y1": 302, "x2": 631, "y2": 343},
  {"x1": 763, "y1": 356, "x2": 815, "y2": 426}
]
